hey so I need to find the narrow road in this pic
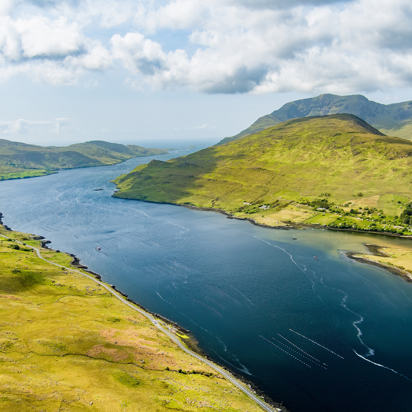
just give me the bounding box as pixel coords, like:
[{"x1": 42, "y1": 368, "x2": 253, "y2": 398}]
[{"x1": 0, "y1": 233, "x2": 277, "y2": 412}]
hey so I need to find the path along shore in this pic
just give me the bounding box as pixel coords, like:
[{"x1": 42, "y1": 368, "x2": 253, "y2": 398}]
[{"x1": 0, "y1": 226, "x2": 284, "y2": 412}]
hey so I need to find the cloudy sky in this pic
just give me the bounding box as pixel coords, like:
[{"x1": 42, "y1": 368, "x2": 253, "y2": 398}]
[{"x1": 0, "y1": 0, "x2": 411, "y2": 145}]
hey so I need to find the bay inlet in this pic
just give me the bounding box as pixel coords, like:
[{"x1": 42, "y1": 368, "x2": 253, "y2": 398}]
[{"x1": 1, "y1": 151, "x2": 412, "y2": 411}]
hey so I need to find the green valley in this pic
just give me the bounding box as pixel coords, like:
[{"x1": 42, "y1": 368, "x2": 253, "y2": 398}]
[
  {"x1": 0, "y1": 139, "x2": 168, "y2": 181},
  {"x1": 113, "y1": 114, "x2": 412, "y2": 237},
  {"x1": 219, "y1": 94, "x2": 412, "y2": 145}
]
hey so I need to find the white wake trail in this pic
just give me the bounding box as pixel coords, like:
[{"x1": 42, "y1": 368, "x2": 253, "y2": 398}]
[
  {"x1": 260, "y1": 335, "x2": 312, "y2": 368},
  {"x1": 353, "y1": 350, "x2": 412, "y2": 383},
  {"x1": 278, "y1": 333, "x2": 326, "y2": 365},
  {"x1": 272, "y1": 338, "x2": 327, "y2": 369},
  {"x1": 290, "y1": 329, "x2": 344, "y2": 359}
]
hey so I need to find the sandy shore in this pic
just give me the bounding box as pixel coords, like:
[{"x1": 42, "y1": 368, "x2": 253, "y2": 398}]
[{"x1": 346, "y1": 244, "x2": 412, "y2": 283}]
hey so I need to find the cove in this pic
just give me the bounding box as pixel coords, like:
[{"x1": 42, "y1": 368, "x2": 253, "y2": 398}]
[{"x1": 1, "y1": 152, "x2": 412, "y2": 412}]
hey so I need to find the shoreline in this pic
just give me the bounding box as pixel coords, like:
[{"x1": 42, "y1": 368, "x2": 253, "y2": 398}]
[
  {"x1": 41, "y1": 238, "x2": 286, "y2": 411},
  {"x1": 112, "y1": 197, "x2": 412, "y2": 285},
  {"x1": 113, "y1": 195, "x2": 412, "y2": 238},
  {"x1": 187, "y1": 205, "x2": 412, "y2": 284},
  {"x1": 0, "y1": 212, "x2": 285, "y2": 412},
  {"x1": 345, "y1": 244, "x2": 412, "y2": 283},
  {"x1": 0, "y1": 150, "x2": 170, "y2": 183},
  {"x1": 112, "y1": 196, "x2": 294, "y2": 231}
]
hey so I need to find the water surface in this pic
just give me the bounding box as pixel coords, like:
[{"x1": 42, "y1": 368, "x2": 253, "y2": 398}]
[{"x1": 1, "y1": 153, "x2": 412, "y2": 412}]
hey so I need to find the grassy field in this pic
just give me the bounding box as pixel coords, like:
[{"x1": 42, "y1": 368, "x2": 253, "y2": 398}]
[
  {"x1": 0, "y1": 139, "x2": 168, "y2": 181},
  {"x1": 353, "y1": 245, "x2": 412, "y2": 283},
  {"x1": 113, "y1": 115, "x2": 412, "y2": 236},
  {"x1": 0, "y1": 170, "x2": 53, "y2": 181},
  {"x1": 0, "y1": 226, "x2": 265, "y2": 412}
]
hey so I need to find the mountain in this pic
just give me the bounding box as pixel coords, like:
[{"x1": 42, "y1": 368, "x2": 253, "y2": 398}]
[
  {"x1": 218, "y1": 94, "x2": 412, "y2": 144},
  {"x1": 0, "y1": 139, "x2": 168, "y2": 181},
  {"x1": 113, "y1": 114, "x2": 412, "y2": 222}
]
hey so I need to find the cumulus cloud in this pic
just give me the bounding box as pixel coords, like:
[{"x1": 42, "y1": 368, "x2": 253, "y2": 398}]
[
  {"x1": 0, "y1": 118, "x2": 70, "y2": 134},
  {"x1": 0, "y1": 12, "x2": 112, "y2": 84},
  {"x1": 223, "y1": 0, "x2": 356, "y2": 10},
  {"x1": 0, "y1": 0, "x2": 412, "y2": 95},
  {"x1": 15, "y1": 16, "x2": 83, "y2": 59}
]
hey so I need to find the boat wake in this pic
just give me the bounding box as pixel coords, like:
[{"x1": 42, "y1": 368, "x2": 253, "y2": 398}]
[
  {"x1": 277, "y1": 333, "x2": 326, "y2": 365},
  {"x1": 260, "y1": 335, "x2": 312, "y2": 368},
  {"x1": 272, "y1": 337, "x2": 328, "y2": 369},
  {"x1": 290, "y1": 329, "x2": 344, "y2": 359},
  {"x1": 353, "y1": 350, "x2": 412, "y2": 383},
  {"x1": 210, "y1": 349, "x2": 253, "y2": 375}
]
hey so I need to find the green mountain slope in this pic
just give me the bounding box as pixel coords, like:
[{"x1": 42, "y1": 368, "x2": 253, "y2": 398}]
[
  {"x1": 113, "y1": 114, "x2": 412, "y2": 222},
  {"x1": 219, "y1": 94, "x2": 412, "y2": 144},
  {"x1": 0, "y1": 139, "x2": 168, "y2": 181}
]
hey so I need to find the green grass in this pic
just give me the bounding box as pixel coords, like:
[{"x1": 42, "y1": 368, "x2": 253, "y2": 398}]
[
  {"x1": 377, "y1": 194, "x2": 409, "y2": 216},
  {"x1": 304, "y1": 213, "x2": 341, "y2": 225},
  {"x1": 114, "y1": 114, "x2": 412, "y2": 210},
  {"x1": 112, "y1": 371, "x2": 141, "y2": 388},
  {"x1": 0, "y1": 170, "x2": 53, "y2": 181},
  {"x1": 113, "y1": 114, "x2": 412, "y2": 236},
  {"x1": 0, "y1": 226, "x2": 264, "y2": 412},
  {"x1": 0, "y1": 139, "x2": 168, "y2": 181}
]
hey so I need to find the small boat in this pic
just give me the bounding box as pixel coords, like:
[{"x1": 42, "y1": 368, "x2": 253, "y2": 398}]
[
  {"x1": 314, "y1": 256, "x2": 318, "y2": 261},
  {"x1": 97, "y1": 247, "x2": 101, "y2": 251},
  {"x1": 293, "y1": 236, "x2": 297, "y2": 240}
]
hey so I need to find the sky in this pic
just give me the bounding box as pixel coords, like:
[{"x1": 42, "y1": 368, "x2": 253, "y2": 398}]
[{"x1": 0, "y1": 0, "x2": 412, "y2": 146}]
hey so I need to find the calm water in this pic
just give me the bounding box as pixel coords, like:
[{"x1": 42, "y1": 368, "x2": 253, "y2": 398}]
[{"x1": 1, "y1": 152, "x2": 412, "y2": 411}]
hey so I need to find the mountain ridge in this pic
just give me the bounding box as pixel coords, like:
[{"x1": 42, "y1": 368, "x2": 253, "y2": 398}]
[
  {"x1": 113, "y1": 113, "x2": 412, "y2": 236},
  {"x1": 114, "y1": 113, "x2": 412, "y2": 207},
  {"x1": 218, "y1": 94, "x2": 412, "y2": 144}
]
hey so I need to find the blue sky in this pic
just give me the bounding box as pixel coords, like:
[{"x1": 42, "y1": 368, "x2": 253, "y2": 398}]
[{"x1": 1, "y1": 0, "x2": 412, "y2": 146}]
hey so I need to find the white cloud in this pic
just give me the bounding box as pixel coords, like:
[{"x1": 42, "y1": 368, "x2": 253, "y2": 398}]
[
  {"x1": 0, "y1": 0, "x2": 411, "y2": 95},
  {"x1": 15, "y1": 16, "x2": 83, "y2": 58},
  {"x1": 0, "y1": 118, "x2": 71, "y2": 134},
  {"x1": 0, "y1": 0, "x2": 17, "y2": 15},
  {"x1": 0, "y1": 8, "x2": 112, "y2": 84}
]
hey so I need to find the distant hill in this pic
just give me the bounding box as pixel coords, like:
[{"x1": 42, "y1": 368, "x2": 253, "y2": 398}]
[
  {"x1": 218, "y1": 94, "x2": 412, "y2": 145},
  {"x1": 0, "y1": 139, "x2": 168, "y2": 181},
  {"x1": 113, "y1": 114, "x2": 412, "y2": 215}
]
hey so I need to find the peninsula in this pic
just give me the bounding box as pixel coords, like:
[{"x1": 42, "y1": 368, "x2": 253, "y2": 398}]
[
  {"x1": 0, "y1": 139, "x2": 168, "y2": 181},
  {"x1": 113, "y1": 114, "x2": 412, "y2": 281}
]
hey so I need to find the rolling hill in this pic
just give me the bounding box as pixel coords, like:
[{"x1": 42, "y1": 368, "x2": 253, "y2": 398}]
[
  {"x1": 219, "y1": 94, "x2": 412, "y2": 144},
  {"x1": 0, "y1": 139, "x2": 168, "y2": 181},
  {"x1": 113, "y1": 114, "x2": 412, "y2": 234}
]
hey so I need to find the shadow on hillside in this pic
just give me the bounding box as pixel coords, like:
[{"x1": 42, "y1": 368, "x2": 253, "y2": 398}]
[{"x1": 115, "y1": 146, "x2": 224, "y2": 206}]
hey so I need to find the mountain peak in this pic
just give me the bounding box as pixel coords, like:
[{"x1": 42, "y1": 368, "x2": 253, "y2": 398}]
[{"x1": 218, "y1": 94, "x2": 412, "y2": 145}]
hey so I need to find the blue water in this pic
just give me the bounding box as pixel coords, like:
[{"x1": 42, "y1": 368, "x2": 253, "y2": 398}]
[{"x1": 1, "y1": 152, "x2": 412, "y2": 411}]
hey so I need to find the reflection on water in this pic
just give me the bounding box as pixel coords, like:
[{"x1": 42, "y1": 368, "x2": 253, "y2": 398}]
[{"x1": 0, "y1": 153, "x2": 412, "y2": 412}]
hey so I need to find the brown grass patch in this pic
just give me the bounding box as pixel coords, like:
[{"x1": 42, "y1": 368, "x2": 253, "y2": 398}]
[
  {"x1": 0, "y1": 295, "x2": 22, "y2": 301},
  {"x1": 86, "y1": 344, "x2": 129, "y2": 362}
]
